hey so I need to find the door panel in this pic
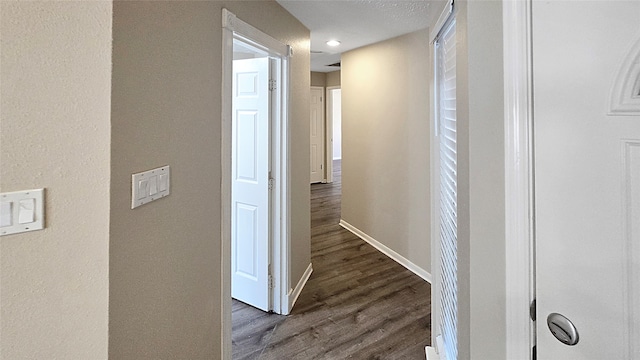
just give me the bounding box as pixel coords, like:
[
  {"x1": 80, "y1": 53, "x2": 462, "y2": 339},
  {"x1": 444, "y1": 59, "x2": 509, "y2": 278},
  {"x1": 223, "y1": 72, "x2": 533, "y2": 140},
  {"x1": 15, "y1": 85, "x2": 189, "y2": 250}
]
[
  {"x1": 235, "y1": 203, "x2": 258, "y2": 280},
  {"x1": 310, "y1": 87, "x2": 324, "y2": 183},
  {"x1": 232, "y1": 57, "x2": 270, "y2": 312},
  {"x1": 534, "y1": 1, "x2": 640, "y2": 358}
]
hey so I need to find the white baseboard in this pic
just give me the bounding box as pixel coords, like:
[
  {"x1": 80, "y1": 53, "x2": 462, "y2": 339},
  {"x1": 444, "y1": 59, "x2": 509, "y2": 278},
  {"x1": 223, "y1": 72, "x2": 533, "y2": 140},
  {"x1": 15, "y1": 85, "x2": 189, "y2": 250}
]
[
  {"x1": 426, "y1": 346, "x2": 440, "y2": 360},
  {"x1": 288, "y1": 263, "x2": 313, "y2": 312},
  {"x1": 339, "y1": 220, "x2": 432, "y2": 283}
]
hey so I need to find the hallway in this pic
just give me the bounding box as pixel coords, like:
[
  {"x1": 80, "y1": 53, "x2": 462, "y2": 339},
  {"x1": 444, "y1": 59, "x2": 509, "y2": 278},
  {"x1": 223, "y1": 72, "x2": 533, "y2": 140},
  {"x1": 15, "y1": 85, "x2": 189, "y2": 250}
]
[{"x1": 232, "y1": 160, "x2": 431, "y2": 359}]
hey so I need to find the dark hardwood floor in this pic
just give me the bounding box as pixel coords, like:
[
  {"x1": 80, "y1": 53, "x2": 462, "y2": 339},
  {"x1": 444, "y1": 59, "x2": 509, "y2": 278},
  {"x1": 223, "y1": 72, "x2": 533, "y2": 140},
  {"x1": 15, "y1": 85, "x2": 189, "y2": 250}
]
[{"x1": 232, "y1": 160, "x2": 431, "y2": 359}]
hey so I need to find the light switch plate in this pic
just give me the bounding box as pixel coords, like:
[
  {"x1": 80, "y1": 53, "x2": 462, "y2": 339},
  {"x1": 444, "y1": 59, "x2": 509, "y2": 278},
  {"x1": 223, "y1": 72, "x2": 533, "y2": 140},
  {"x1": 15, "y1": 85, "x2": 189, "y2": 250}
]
[
  {"x1": 131, "y1": 166, "x2": 170, "y2": 209},
  {"x1": 0, "y1": 189, "x2": 45, "y2": 236}
]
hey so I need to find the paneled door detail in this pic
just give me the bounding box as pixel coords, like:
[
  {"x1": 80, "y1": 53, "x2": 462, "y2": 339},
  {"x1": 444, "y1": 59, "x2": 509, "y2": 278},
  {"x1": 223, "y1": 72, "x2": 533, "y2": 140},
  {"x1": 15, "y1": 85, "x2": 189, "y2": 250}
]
[
  {"x1": 232, "y1": 57, "x2": 270, "y2": 311},
  {"x1": 533, "y1": 1, "x2": 640, "y2": 358}
]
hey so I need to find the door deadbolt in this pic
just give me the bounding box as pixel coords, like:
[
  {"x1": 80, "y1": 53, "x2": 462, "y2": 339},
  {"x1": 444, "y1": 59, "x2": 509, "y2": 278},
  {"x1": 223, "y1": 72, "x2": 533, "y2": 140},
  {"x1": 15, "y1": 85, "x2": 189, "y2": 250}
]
[{"x1": 547, "y1": 313, "x2": 579, "y2": 346}]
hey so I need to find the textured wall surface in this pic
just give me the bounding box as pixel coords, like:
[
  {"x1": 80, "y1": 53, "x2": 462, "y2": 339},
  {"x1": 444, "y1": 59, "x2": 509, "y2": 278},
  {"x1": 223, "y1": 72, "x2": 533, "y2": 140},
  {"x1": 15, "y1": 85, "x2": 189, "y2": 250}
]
[
  {"x1": 310, "y1": 70, "x2": 340, "y2": 87},
  {"x1": 0, "y1": 2, "x2": 112, "y2": 359},
  {"x1": 311, "y1": 71, "x2": 327, "y2": 87},
  {"x1": 326, "y1": 70, "x2": 341, "y2": 87},
  {"x1": 341, "y1": 29, "x2": 431, "y2": 273},
  {"x1": 1, "y1": 1, "x2": 309, "y2": 358}
]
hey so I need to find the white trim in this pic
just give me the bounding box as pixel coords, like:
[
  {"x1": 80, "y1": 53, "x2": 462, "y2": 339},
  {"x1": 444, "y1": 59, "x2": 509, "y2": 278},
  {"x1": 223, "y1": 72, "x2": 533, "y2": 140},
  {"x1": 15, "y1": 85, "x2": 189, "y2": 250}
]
[
  {"x1": 429, "y1": 0, "x2": 454, "y2": 43},
  {"x1": 339, "y1": 220, "x2": 432, "y2": 283},
  {"x1": 286, "y1": 263, "x2": 313, "y2": 313},
  {"x1": 425, "y1": 335, "x2": 446, "y2": 360},
  {"x1": 429, "y1": 31, "x2": 442, "y2": 352},
  {"x1": 221, "y1": 9, "x2": 291, "y2": 359},
  {"x1": 222, "y1": 9, "x2": 288, "y2": 57},
  {"x1": 503, "y1": 0, "x2": 535, "y2": 359},
  {"x1": 280, "y1": 50, "x2": 291, "y2": 317},
  {"x1": 326, "y1": 85, "x2": 341, "y2": 183},
  {"x1": 270, "y1": 55, "x2": 291, "y2": 316},
  {"x1": 221, "y1": 20, "x2": 233, "y2": 360},
  {"x1": 426, "y1": 347, "x2": 439, "y2": 360}
]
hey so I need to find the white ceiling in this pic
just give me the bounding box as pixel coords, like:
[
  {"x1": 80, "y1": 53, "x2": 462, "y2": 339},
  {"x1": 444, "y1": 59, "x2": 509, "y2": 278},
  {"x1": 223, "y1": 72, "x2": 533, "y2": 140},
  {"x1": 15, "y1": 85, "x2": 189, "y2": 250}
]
[{"x1": 276, "y1": 0, "x2": 433, "y2": 72}]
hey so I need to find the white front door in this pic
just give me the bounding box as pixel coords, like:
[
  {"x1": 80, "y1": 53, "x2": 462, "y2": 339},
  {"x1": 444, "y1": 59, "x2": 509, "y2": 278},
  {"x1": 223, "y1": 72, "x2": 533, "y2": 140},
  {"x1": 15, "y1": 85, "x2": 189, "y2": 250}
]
[
  {"x1": 232, "y1": 57, "x2": 270, "y2": 312},
  {"x1": 310, "y1": 87, "x2": 324, "y2": 183},
  {"x1": 534, "y1": 1, "x2": 640, "y2": 358}
]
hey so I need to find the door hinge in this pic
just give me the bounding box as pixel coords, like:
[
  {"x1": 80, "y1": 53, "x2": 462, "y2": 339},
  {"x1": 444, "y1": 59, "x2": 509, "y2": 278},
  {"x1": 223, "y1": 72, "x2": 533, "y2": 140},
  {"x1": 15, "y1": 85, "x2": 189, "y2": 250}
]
[
  {"x1": 530, "y1": 300, "x2": 537, "y2": 360},
  {"x1": 268, "y1": 264, "x2": 274, "y2": 289},
  {"x1": 530, "y1": 298, "x2": 536, "y2": 321},
  {"x1": 269, "y1": 79, "x2": 276, "y2": 91},
  {"x1": 268, "y1": 171, "x2": 274, "y2": 190},
  {"x1": 320, "y1": 164, "x2": 323, "y2": 170}
]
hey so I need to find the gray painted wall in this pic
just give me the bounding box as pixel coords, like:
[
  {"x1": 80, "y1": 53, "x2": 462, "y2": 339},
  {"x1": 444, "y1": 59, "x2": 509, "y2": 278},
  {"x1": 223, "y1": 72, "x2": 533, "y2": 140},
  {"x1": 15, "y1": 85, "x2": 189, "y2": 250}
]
[
  {"x1": 109, "y1": 2, "x2": 310, "y2": 358},
  {"x1": 1, "y1": 2, "x2": 112, "y2": 358},
  {"x1": 1, "y1": 1, "x2": 310, "y2": 358},
  {"x1": 341, "y1": 29, "x2": 431, "y2": 273}
]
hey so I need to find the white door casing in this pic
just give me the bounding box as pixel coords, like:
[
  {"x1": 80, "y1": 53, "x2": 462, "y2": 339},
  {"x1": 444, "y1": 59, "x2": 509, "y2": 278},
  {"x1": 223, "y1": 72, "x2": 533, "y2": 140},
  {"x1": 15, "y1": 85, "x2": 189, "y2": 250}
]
[
  {"x1": 503, "y1": 0, "x2": 536, "y2": 357},
  {"x1": 222, "y1": 9, "x2": 292, "y2": 358},
  {"x1": 310, "y1": 86, "x2": 325, "y2": 183},
  {"x1": 231, "y1": 57, "x2": 270, "y2": 312},
  {"x1": 533, "y1": 1, "x2": 640, "y2": 358}
]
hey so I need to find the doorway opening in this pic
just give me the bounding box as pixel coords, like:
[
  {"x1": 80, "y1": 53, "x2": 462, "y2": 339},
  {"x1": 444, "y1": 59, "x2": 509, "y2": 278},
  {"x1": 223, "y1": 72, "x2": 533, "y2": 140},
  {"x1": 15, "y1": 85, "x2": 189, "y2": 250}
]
[
  {"x1": 310, "y1": 86, "x2": 325, "y2": 183},
  {"x1": 326, "y1": 86, "x2": 341, "y2": 183},
  {"x1": 230, "y1": 39, "x2": 274, "y2": 312},
  {"x1": 221, "y1": 9, "x2": 291, "y2": 358}
]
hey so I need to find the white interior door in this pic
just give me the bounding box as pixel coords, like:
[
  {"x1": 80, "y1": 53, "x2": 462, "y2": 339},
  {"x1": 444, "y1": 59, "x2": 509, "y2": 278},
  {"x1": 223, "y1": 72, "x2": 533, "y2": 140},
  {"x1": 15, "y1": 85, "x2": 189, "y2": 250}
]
[
  {"x1": 310, "y1": 86, "x2": 324, "y2": 183},
  {"x1": 232, "y1": 57, "x2": 270, "y2": 312},
  {"x1": 534, "y1": 1, "x2": 640, "y2": 358}
]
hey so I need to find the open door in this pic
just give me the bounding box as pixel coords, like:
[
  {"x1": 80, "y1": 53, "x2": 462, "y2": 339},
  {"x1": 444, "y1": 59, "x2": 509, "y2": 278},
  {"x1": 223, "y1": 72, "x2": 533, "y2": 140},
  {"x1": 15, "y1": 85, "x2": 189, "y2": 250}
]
[
  {"x1": 231, "y1": 57, "x2": 271, "y2": 312},
  {"x1": 533, "y1": 1, "x2": 640, "y2": 358}
]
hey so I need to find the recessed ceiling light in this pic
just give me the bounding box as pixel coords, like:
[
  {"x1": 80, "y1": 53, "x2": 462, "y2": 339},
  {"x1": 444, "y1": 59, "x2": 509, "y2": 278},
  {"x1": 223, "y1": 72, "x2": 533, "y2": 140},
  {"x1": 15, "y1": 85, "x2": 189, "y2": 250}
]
[{"x1": 326, "y1": 40, "x2": 341, "y2": 47}]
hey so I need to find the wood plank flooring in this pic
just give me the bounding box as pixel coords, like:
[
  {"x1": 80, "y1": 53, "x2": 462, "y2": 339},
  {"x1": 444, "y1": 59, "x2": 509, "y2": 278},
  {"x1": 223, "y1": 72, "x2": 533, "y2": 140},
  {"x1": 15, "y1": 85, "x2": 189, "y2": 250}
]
[{"x1": 232, "y1": 160, "x2": 431, "y2": 359}]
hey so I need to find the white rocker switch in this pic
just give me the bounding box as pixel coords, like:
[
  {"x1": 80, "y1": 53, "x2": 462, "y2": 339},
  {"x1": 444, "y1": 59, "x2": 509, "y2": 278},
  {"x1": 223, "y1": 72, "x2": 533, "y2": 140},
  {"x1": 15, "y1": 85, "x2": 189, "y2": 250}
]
[
  {"x1": 148, "y1": 175, "x2": 158, "y2": 196},
  {"x1": 0, "y1": 202, "x2": 12, "y2": 227},
  {"x1": 158, "y1": 173, "x2": 168, "y2": 192},
  {"x1": 137, "y1": 180, "x2": 148, "y2": 200},
  {"x1": 18, "y1": 198, "x2": 35, "y2": 224}
]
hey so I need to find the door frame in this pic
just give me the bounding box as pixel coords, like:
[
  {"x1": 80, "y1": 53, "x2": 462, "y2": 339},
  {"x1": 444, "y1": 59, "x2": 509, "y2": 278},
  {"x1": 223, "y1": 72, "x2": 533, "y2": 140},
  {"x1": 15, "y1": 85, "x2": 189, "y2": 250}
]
[
  {"x1": 221, "y1": 8, "x2": 291, "y2": 359},
  {"x1": 326, "y1": 86, "x2": 341, "y2": 183},
  {"x1": 503, "y1": 0, "x2": 535, "y2": 359},
  {"x1": 310, "y1": 86, "x2": 326, "y2": 183}
]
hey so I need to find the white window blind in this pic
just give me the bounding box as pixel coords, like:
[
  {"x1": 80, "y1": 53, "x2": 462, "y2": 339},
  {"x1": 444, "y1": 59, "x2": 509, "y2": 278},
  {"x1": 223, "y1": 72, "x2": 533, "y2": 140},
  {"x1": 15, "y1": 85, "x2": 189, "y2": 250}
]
[{"x1": 436, "y1": 18, "x2": 457, "y2": 360}]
